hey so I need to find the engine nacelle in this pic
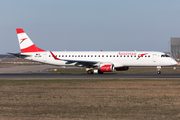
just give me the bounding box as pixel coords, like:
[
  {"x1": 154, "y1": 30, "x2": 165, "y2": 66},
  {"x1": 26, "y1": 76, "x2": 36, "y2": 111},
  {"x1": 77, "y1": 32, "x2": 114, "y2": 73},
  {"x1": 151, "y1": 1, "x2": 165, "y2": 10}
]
[
  {"x1": 99, "y1": 64, "x2": 114, "y2": 72},
  {"x1": 115, "y1": 66, "x2": 129, "y2": 71}
]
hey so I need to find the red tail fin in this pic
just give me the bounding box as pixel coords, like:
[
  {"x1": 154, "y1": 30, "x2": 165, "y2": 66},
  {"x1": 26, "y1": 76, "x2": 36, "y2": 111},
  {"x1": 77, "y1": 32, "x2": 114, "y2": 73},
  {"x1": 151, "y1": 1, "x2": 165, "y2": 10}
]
[{"x1": 16, "y1": 28, "x2": 45, "y2": 53}]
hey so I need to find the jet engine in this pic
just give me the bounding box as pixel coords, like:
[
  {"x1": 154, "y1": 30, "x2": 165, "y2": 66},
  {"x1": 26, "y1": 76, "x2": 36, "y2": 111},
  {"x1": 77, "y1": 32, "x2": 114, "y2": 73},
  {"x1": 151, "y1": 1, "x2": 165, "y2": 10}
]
[
  {"x1": 98, "y1": 64, "x2": 114, "y2": 72},
  {"x1": 115, "y1": 66, "x2": 129, "y2": 71}
]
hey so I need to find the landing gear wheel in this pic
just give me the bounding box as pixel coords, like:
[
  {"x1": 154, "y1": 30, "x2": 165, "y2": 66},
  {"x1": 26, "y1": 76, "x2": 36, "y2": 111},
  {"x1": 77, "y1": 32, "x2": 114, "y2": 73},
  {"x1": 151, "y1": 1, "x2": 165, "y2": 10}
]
[
  {"x1": 157, "y1": 66, "x2": 161, "y2": 74},
  {"x1": 157, "y1": 71, "x2": 161, "y2": 74},
  {"x1": 98, "y1": 70, "x2": 104, "y2": 74},
  {"x1": 87, "y1": 70, "x2": 94, "y2": 74}
]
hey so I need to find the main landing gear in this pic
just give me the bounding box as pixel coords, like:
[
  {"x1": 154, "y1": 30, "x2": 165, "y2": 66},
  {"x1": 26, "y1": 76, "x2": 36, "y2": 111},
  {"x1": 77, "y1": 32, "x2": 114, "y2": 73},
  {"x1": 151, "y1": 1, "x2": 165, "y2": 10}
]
[
  {"x1": 86, "y1": 68, "x2": 104, "y2": 74},
  {"x1": 87, "y1": 70, "x2": 104, "y2": 74},
  {"x1": 87, "y1": 69, "x2": 94, "y2": 74},
  {"x1": 157, "y1": 66, "x2": 161, "y2": 74},
  {"x1": 98, "y1": 70, "x2": 103, "y2": 74}
]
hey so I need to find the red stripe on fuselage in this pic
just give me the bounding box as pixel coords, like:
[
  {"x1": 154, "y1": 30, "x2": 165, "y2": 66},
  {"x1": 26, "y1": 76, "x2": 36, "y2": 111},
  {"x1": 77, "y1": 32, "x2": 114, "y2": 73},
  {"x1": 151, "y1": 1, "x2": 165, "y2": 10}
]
[
  {"x1": 16, "y1": 28, "x2": 25, "y2": 34},
  {"x1": 21, "y1": 44, "x2": 45, "y2": 53},
  {"x1": 50, "y1": 51, "x2": 61, "y2": 60},
  {"x1": 137, "y1": 53, "x2": 148, "y2": 60}
]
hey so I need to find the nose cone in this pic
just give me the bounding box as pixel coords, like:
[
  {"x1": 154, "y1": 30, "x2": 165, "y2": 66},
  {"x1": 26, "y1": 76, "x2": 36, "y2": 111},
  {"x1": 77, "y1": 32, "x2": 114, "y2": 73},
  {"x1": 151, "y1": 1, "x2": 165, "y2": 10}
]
[{"x1": 171, "y1": 59, "x2": 177, "y2": 65}]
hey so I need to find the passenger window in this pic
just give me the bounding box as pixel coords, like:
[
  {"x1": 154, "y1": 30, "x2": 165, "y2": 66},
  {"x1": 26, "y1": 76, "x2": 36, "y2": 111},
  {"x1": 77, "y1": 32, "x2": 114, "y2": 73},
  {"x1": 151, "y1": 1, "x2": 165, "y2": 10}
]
[
  {"x1": 106, "y1": 55, "x2": 108, "y2": 57},
  {"x1": 62, "y1": 55, "x2": 64, "y2": 57},
  {"x1": 117, "y1": 55, "x2": 119, "y2": 57},
  {"x1": 81, "y1": 55, "x2": 83, "y2": 57},
  {"x1": 49, "y1": 55, "x2": 51, "y2": 57},
  {"x1": 124, "y1": 55, "x2": 126, "y2": 57},
  {"x1": 95, "y1": 55, "x2": 96, "y2": 57},
  {"x1": 72, "y1": 55, "x2": 74, "y2": 57},
  {"x1": 78, "y1": 55, "x2": 80, "y2": 57},
  {"x1": 91, "y1": 55, "x2": 93, "y2": 57},
  {"x1": 113, "y1": 55, "x2": 115, "y2": 57},
  {"x1": 127, "y1": 55, "x2": 129, "y2": 57},
  {"x1": 84, "y1": 55, "x2": 86, "y2": 57},
  {"x1": 148, "y1": 55, "x2": 150, "y2": 57},
  {"x1": 110, "y1": 55, "x2": 112, "y2": 57},
  {"x1": 69, "y1": 55, "x2": 71, "y2": 57},
  {"x1": 102, "y1": 55, "x2": 104, "y2": 57},
  {"x1": 99, "y1": 55, "x2": 100, "y2": 57},
  {"x1": 88, "y1": 55, "x2": 89, "y2": 57}
]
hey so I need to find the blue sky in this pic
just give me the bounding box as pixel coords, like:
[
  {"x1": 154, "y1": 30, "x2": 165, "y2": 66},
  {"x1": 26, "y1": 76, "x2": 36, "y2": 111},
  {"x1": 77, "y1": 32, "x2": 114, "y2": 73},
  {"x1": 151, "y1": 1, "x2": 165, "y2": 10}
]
[{"x1": 1, "y1": 0, "x2": 180, "y2": 53}]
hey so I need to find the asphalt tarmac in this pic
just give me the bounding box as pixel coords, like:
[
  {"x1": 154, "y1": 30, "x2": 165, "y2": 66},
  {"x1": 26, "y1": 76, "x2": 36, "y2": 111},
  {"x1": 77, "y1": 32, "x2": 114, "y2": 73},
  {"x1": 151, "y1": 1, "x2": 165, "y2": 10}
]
[
  {"x1": 0, "y1": 73, "x2": 180, "y2": 79},
  {"x1": 0, "y1": 65, "x2": 180, "y2": 79}
]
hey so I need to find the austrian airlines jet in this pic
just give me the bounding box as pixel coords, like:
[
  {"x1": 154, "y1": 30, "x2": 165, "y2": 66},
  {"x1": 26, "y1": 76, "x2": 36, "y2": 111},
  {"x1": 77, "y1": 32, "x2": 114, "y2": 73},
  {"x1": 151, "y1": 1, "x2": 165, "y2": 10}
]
[{"x1": 11, "y1": 28, "x2": 177, "y2": 74}]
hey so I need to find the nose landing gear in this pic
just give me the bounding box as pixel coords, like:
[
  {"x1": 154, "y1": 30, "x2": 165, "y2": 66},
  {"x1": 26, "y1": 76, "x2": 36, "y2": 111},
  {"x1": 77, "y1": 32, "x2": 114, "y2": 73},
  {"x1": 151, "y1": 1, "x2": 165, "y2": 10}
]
[
  {"x1": 157, "y1": 66, "x2": 161, "y2": 74},
  {"x1": 157, "y1": 71, "x2": 161, "y2": 74}
]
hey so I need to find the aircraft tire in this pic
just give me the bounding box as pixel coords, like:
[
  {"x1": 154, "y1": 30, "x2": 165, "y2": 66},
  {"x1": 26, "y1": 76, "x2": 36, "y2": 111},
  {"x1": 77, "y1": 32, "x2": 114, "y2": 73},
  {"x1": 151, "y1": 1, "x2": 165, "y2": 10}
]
[
  {"x1": 157, "y1": 71, "x2": 161, "y2": 74},
  {"x1": 98, "y1": 70, "x2": 104, "y2": 74},
  {"x1": 87, "y1": 70, "x2": 94, "y2": 74}
]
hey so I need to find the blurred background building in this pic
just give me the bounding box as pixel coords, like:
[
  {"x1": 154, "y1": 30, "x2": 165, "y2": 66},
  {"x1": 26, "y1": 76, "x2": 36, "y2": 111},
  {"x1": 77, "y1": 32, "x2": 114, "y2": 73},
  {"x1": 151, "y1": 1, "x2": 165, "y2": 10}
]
[{"x1": 171, "y1": 38, "x2": 180, "y2": 62}]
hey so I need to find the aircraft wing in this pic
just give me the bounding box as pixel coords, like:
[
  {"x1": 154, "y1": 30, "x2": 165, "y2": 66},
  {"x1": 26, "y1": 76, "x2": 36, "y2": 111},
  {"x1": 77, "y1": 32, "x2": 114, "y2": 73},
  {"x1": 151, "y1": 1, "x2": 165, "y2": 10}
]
[{"x1": 50, "y1": 51, "x2": 99, "y2": 67}]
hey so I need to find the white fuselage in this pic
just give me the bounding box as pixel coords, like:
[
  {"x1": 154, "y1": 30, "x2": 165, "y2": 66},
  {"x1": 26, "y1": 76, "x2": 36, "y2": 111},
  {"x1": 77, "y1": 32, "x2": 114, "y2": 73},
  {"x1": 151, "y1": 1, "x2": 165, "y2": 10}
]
[
  {"x1": 22, "y1": 51, "x2": 177, "y2": 68},
  {"x1": 15, "y1": 28, "x2": 177, "y2": 74}
]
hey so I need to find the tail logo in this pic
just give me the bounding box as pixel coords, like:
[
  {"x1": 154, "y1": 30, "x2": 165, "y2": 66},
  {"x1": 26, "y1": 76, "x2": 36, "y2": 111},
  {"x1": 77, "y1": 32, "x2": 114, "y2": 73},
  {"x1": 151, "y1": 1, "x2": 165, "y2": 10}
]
[{"x1": 20, "y1": 38, "x2": 27, "y2": 44}]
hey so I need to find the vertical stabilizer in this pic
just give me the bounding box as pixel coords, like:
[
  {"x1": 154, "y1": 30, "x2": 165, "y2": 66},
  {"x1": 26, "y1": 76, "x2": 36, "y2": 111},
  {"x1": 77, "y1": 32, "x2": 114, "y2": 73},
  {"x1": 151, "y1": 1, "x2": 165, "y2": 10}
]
[{"x1": 16, "y1": 28, "x2": 45, "y2": 53}]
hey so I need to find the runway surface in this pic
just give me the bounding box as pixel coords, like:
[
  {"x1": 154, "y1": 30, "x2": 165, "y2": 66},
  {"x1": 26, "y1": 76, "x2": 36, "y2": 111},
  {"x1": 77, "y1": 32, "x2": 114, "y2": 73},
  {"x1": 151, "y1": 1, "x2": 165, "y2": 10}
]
[
  {"x1": 0, "y1": 65, "x2": 180, "y2": 79},
  {"x1": 0, "y1": 73, "x2": 180, "y2": 79}
]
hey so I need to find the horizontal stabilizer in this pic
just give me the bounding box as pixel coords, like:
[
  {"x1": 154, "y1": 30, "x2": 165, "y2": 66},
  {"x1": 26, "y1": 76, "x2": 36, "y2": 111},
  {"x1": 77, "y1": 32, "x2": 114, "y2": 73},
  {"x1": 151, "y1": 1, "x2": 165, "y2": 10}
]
[{"x1": 7, "y1": 53, "x2": 30, "y2": 57}]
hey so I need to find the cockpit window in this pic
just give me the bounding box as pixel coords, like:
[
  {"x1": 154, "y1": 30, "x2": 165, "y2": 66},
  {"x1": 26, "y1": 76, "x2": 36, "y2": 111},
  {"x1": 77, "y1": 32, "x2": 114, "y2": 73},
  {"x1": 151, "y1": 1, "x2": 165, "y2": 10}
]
[{"x1": 161, "y1": 54, "x2": 170, "y2": 57}]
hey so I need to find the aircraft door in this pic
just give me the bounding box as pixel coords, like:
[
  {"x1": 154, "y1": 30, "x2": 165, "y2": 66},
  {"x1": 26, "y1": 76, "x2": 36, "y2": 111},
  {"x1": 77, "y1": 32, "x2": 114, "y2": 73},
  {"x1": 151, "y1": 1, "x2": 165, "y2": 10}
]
[{"x1": 152, "y1": 54, "x2": 157, "y2": 62}]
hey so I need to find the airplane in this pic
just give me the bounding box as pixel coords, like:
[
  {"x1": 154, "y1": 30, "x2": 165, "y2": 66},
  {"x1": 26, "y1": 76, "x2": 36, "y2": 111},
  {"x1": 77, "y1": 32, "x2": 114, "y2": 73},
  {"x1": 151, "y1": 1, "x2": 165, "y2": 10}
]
[{"x1": 9, "y1": 28, "x2": 177, "y2": 74}]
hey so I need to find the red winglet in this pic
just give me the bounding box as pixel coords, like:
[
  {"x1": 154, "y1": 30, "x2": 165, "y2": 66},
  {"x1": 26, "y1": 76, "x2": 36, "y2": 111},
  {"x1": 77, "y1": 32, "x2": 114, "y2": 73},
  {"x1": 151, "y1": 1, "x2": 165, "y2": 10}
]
[
  {"x1": 16, "y1": 28, "x2": 25, "y2": 34},
  {"x1": 50, "y1": 51, "x2": 61, "y2": 60}
]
